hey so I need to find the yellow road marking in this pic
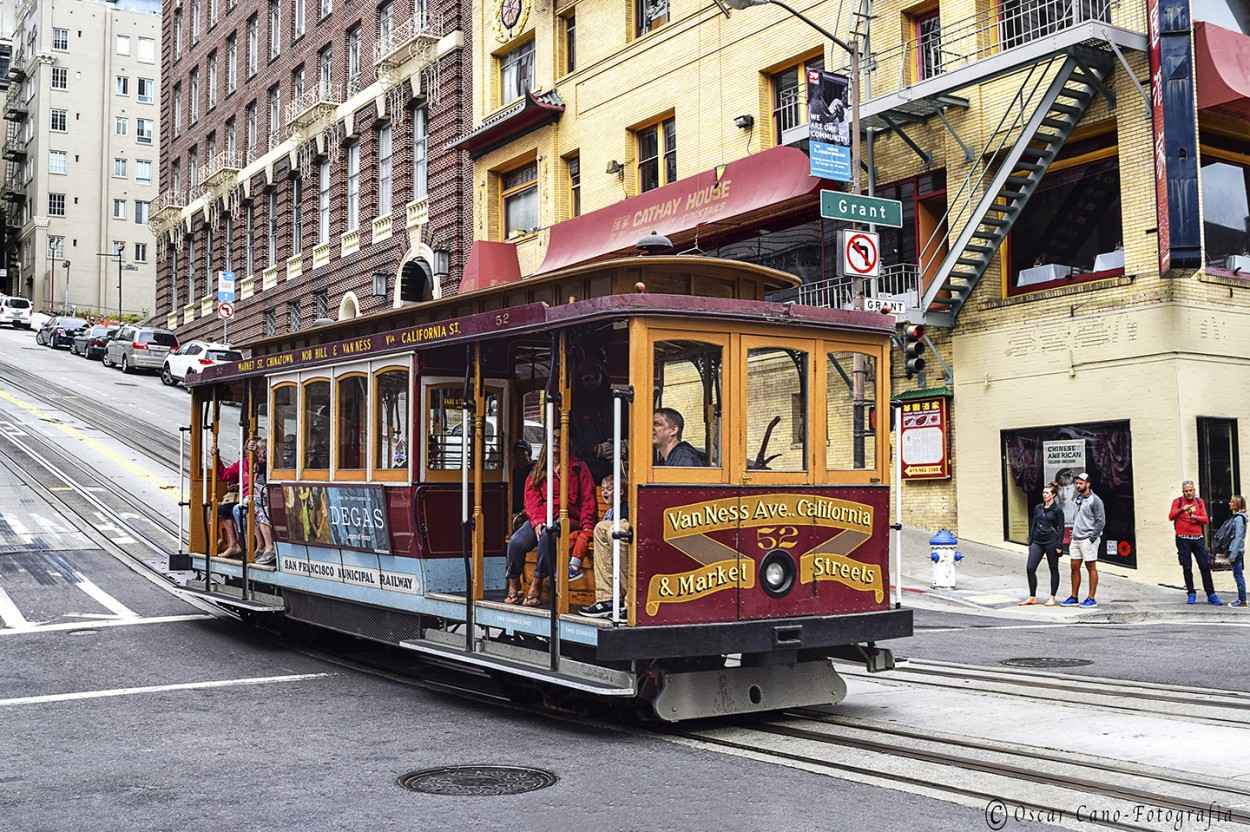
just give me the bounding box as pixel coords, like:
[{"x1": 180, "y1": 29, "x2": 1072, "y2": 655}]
[{"x1": 0, "y1": 389, "x2": 181, "y2": 502}]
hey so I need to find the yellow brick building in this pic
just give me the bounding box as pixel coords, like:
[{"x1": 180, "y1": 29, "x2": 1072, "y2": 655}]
[{"x1": 454, "y1": 0, "x2": 1250, "y2": 586}]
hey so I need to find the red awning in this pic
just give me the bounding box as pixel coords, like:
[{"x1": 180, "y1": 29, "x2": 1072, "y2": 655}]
[
  {"x1": 459, "y1": 240, "x2": 522, "y2": 294},
  {"x1": 1195, "y1": 22, "x2": 1250, "y2": 120},
  {"x1": 536, "y1": 145, "x2": 833, "y2": 275}
]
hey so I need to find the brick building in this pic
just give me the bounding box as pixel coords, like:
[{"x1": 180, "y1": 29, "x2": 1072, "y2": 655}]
[
  {"x1": 456, "y1": 0, "x2": 1250, "y2": 583},
  {"x1": 150, "y1": 0, "x2": 471, "y2": 344}
]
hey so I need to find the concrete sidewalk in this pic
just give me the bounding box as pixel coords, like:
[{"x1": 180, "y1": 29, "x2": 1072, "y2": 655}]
[{"x1": 893, "y1": 526, "x2": 1249, "y2": 624}]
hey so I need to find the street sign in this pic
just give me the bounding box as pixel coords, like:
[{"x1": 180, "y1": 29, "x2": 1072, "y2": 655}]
[
  {"x1": 840, "y1": 230, "x2": 880, "y2": 278},
  {"x1": 864, "y1": 296, "x2": 908, "y2": 318},
  {"x1": 217, "y1": 301, "x2": 235, "y2": 320},
  {"x1": 820, "y1": 191, "x2": 904, "y2": 228},
  {"x1": 218, "y1": 270, "x2": 236, "y2": 303},
  {"x1": 900, "y1": 397, "x2": 951, "y2": 480}
]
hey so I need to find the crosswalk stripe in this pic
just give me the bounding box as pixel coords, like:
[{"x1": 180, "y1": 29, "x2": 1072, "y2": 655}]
[
  {"x1": 0, "y1": 673, "x2": 331, "y2": 706},
  {"x1": 0, "y1": 613, "x2": 210, "y2": 636},
  {"x1": 0, "y1": 587, "x2": 28, "y2": 628},
  {"x1": 43, "y1": 552, "x2": 138, "y2": 618}
]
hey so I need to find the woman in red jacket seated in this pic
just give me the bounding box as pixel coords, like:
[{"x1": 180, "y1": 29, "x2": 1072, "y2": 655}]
[{"x1": 504, "y1": 429, "x2": 596, "y2": 606}]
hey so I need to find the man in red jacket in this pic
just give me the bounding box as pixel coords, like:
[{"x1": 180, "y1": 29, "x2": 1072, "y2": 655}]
[{"x1": 1169, "y1": 480, "x2": 1223, "y2": 605}]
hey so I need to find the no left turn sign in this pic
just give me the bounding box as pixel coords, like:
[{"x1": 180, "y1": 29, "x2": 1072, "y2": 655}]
[
  {"x1": 840, "y1": 230, "x2": 880, "y2": 278},
  {"x1": 217, "y1": 301, "x2": 235, "y2": 320}
]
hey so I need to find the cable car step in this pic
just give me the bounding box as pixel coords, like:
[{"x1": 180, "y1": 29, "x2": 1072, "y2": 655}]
[
  {"x1": 180, "y1": 580, "x2": 285, "y2": 613},
  {"x1": 400, "y1": 637, "x2": 638, "y2": 697}
]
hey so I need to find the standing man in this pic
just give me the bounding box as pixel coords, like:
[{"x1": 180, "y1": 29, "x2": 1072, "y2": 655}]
[
  {"x1": 1061, "y1": 472, "x2": 1105, "y2": 607},
  {"x1": 652, "y1": 408, "x2": 706, "y2": 467},
  {"x1": 1169, "y1": 480, "x2": 1223, "y2": 605}
]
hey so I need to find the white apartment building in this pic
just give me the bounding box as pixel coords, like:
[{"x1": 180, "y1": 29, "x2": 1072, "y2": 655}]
[{"x1": 3, "y1": 0, "x2": 160, "y2": 318}]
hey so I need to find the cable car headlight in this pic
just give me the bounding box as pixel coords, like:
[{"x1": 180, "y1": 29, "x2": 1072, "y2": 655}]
[{"x1": 760, "y1": 550, "x2": 796, "y2": 598}]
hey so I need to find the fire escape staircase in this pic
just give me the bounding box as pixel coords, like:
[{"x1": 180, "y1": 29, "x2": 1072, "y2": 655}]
[{"x1": 914, "y1": 51, "x2": 1114, "y2": 328}]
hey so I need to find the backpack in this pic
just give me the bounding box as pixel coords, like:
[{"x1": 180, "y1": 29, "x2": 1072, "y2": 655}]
[{"x1": 1212, "y1": 513, "x2": 1245, "y2": 555}]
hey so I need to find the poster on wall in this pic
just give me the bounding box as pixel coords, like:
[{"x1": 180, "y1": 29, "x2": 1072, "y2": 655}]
[
  {"x1": 807, "y1": 69, "x2": 852, "y2": 182},
  {"x1": 1042, "y1": 440, "x2": 1087, "y2": 544},
  {"x1": 282, "y1": 484, "x2": 391, "y2": 554},
  {"x1": 900, "y1": 396, "x2": 951, "y2": 480}
]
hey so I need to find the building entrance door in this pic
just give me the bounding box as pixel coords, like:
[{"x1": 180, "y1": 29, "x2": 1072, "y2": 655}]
[{"x1": 1197, "y1": 417, "x2": 1240, "y2": 540}]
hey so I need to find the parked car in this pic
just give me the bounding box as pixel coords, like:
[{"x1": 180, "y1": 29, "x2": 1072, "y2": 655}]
[
  {"x1": 0, "y1": 295, "x2": 33, "y2": 328},
  {"x1": 161, "y1": 341, "x2": 243, "y2": 386},
  {"x1": 35, "y1": 316, "x2": 88, "y2": 348},
  {"x1": 102, "y1": 325, "x2": 179, "y2": 373},
  {"x1": 71, "y1": 325, "x2": 119, "y2": 359}
]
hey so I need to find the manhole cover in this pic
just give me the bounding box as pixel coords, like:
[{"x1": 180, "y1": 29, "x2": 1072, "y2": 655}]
[
  {"x1": 1001, "y1": 657, "x2": 1093, "y2": 668},
  {"x1": 398, "y1": 765, "x2": 557, "y2": 796}
]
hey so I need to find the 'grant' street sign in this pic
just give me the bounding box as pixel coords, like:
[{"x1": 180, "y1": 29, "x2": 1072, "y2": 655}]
[{"x1": 820, "y1": 191, "x2": 904, "y2": 228}]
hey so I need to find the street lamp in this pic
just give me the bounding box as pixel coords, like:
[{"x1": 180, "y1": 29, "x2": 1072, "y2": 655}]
[
  {"x1": 62, "y1": 260, "x2": 71, "y2": 314},
  {"x1": 97, "y1": 243, "x2": 124, "y2": 323}
]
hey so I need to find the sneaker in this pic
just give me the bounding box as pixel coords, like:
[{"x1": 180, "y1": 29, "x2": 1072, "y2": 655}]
[
  {"x1": 568, "y1": 565, "x2": 584, "y2": 582},
  {"x1": 1230, "y1": 599, "x2": 1246, "y2": 607},
  {"x1": 579, "y1": 600, "x2": 614, "y2": 618},
  {"x1": 1059, "y1": 596, "x2": 1080, "y2": 606},
  {"x1": 1208, "y1": 594, "x2": 1223, "y2": 606},
  {"x1": 254, "y1": 550, "x2": 276, "y2": 566},
  {"x1": 1079, "y1": 597, "x2": 1098, "y2": 608},
  {"x1": 1187, "y1": 592, "x2": 1197, "y2": 604}
]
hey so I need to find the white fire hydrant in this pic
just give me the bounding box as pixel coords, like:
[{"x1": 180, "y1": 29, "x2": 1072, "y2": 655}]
[{"x1": 930, "y1": 529, "x2": 964, "y2": 590}]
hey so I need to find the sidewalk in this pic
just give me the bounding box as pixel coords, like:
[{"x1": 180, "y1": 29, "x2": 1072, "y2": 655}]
[{"x1": 894, "y1": 527, "x2": 1249, "y2": 624}]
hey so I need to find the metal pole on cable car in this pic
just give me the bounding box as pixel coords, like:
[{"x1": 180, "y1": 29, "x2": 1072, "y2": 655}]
[
  {"x1": 461, "y1": 344, "x2": 474, "y2": 654},
  {"x1": 206, "y1": 390, "x2": 220, "y2": 592},
  {"x1": 893, "y1": 400, "x2": 904, "y2": 608},
  {"x1": 240, "y1": 386, "x2": 250, "y2": 599},
  {"x1": 178, "y1": 425, "x2": 190, "y2": 561},
  {"x1": 546, "y1": 332, "x2": 561, "y2": 670},
  {"x1": 610, "y1": 387, "x2": 634, "y2": 624}
]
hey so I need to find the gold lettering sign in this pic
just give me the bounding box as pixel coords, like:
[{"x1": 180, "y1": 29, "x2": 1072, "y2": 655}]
[
  {"x1": 800, "y1": 552, "x2": 884, "y2": 602},
  {"x1": 646, "y1": 560, "x2": 756, "y2": 616},
  {"x1": 663, "y1": 494, "x2": 872, "y2": 539}
]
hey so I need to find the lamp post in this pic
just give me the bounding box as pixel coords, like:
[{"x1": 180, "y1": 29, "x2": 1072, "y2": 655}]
[
  {"x1": 62, "y1": 260, "x2": 71, "y2": 314},
  {"x1": 97, "y1": 243, "x2": 124, "y2": 322},
  {"x1": 50, "y1": 255, "x2": 56, "y2": 315}
]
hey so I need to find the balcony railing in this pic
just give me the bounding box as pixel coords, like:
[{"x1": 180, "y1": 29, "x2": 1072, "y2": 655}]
[
  {"x1": 201, "y1": 149, "x2": 241, "y2": 189},
  {"x1": 286, "y1": 84, "x2": 343, "y2": 131},
  {"x1": 3, "y1": 89, "x2": 27, "y2": 120},
  {"x1": 796, "y1": 264, "x2": 922, "y2": 310},
  {"x1": 2, "y1": 134, "x2": 27, "y2": 161},
  {"x1": 373, "y1": 16, "x2": 439, "y2": 69}
]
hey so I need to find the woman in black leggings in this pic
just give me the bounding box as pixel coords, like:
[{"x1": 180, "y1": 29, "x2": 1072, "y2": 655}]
[{"x1": 1020, "y1": 481, "x2": 1064, "y2": 606}]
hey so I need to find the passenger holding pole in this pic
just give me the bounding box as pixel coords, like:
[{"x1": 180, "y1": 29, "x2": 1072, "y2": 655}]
[{"x1": 580, "y1": 473, "x2": 631, "y2": 618}]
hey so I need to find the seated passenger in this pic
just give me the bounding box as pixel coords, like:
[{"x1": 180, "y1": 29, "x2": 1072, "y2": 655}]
[
  {"x1": 215, "y1": 454, "x2": 244, "y2": 558},
  {"x1": 652, "y1": 408, "x2": 706, "y2": 467},
  {"x1": 233, "y1": 437, "x2": 276, "y2": 565},
  {"x1": 580, "y1": 473, "x2": 632, "y2": 619},
  {"x1": 503, "y1": 430, "x2": 596, "y2": 607}
]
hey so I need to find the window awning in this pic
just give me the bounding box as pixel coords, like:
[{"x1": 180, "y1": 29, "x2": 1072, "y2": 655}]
[
  {"x1": 536, "y1": 145, "x2": 835, "y2": 275},
  {"x1": 1195, "y1": 22, "x2": 1250, "y2": 121},
  {"x1": 448, "y1": 89, "x2": 565, "y2": 159},
  {"x1": 459, "y1": 240, "x2": 523, "y2": 294}
]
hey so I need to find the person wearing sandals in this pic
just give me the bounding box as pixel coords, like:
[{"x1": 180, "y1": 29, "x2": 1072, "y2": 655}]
[
  {"x1": 1020, "y1": 481, "x2": 1064, "y2": 607},
  {"x1": 503, "y1": 431, "x2": 596, "y2": 607},
  {"x1": 1226, "y1": 495, "x2": 1247, "y2": 608}
]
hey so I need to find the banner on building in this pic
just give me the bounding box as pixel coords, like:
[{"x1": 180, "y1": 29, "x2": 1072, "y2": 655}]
[
  {"x1": 900, "y1": 396, "x2": 950, "y2": 480},
  {"x1": 1043, "y1": 440, "x2": 1087, "y2": 544},
  {"x1": 807, "y1": 69, "x2": 852, "y2": 182}
]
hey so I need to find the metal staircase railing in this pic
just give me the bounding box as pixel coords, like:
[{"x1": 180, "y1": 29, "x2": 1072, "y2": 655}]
[{"x1": 915, "y1": 52, "x2": 1112, "y2": 327}]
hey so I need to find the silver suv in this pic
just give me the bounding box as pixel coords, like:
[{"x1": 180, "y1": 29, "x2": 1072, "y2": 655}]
[{"x1": 103, "y1": 325, "x2": 180, "y2": 374}]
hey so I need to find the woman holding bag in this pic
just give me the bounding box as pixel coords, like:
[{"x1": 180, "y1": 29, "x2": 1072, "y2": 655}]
[{"x1": 1020, "y1": 481, "x2": 1065, "y2": 606}]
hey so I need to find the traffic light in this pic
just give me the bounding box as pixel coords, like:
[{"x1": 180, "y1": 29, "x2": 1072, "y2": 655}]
[{"x1": 903, "y1": 324, "x2": 926, "y2": 379}]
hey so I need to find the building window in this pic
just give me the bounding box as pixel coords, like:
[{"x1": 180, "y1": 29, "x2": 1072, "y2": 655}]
[
  {"x1": 415, "y1": 0, "x2": 428, "y2": 29},
  {"x1": 268, "y1": 189, "x2": 279, "y2": 265},
  {"x1": 135, "y1": 201, "x2": 150, "y2": 225},
  {"x1": 227, "y1": 35, "x2": 238, "y2": 92},
  {"x1": 113, "y1": 199, "x2": 127, "y2": 219},
  {"x1": 915, "y1": 10, "x2": 942, "y2": 80},
  {"x1": 210, "y1": 0, "x2": 219, "y2": 25},
  {"x1": 412, "y1": 105, "x2": 427, "y2": 200},
  {"x1": 189, "y1": 70, "x2": 200, "y2": 122},
  {"x1": 225, "y1": 214, "x2": 235, "y2": 271},
  {"x1": 636, "y1": 117, "x2": 676, "y2": 193},
  {"x1": 562, "y1": 13, "x2": 576, "y2": 75},
  {"x1": 636, "y1": 0, "x2": 668, "y2": 36},
  {"x1": 226, "y1": 118, "x2": 237, "y2": 155},
  {"x1": 49, "y1": 150, "x2": 67, "y2": 174},
  {"x1": 51, "y1": 67, "x2": 68, "y2": 89},
  {"x1": 246, "y1": 202, "x2": 256, "y2": 275},
  {"x1": 246, "y1": 103, "x2": 257, "y2": 153},
  {"x1": 293, "y1": 65, "x2": 306, "y2": 102},
  {"x1": 292, "y1": 177, "x2": 303, "y2": 254},
  {"x1": 319, "y1": 48, "x2": 333, "y2": 98},
  {"x1": 501, "y1": 161, "x2": 538, "y2": 239},
  {"x1": 192, "y1": 0, "x2": 202, "y2": 42},
  {"x1": 116, "y1": 117, "x2": 129, "y2": 136},
  {"x1": 499, "y1": 39, "x2": 535, "y2": 106},
  {"x1": 321, "y1": 0, "x2": 332, "y2": 19},
  {"x1": 172, "y1": 162, "x2": 181, "y2": 195},
  {"x1": 53, "y1": 28, "x2": 69, "y2": 50},
  {"x1": 51, "y1": 109, "x2": 67, "y2": 131},
  {"x1": 116, "y1": 76, "x2": 130, "y2": 96},
  {"x1": 206, "y1": 56, "x2": 217, "y2": 108},
  {"x1": 288, "y1": 300, "x2": 302, "y2": 331},
  {"x1": 567, "y1": 155, "x2": 581, "y2": 218},
  {"x1": 771, "y1": 55, "x2": 824, "y2": 144},
  {"x1": 135, "y1": 242, "x2": 148, "y2": 262},
  {"x1": 48, "y1": 235, "x2": 65, "y2": 258},
  {"x1": 138, "y1": 77, "x2": 155, "y2": 103},
  {"x1": 175, "y1": 9, "x2": 184, "y2": 57},
  {"x1": 346, "y1": 141, "x2": 360, "y2": 230},
  {"x1": 268, "y1": 86, "x2": 281, "y2": 145},
  {"x1": 117, "y1": 35, "x2": 131, "y2": 55},
  {"x1": 378, "y1": 1, "x2": 394, "y2": 50},
  {"x1": 319, "y1": 159, "x2": 330, "y2": 243},
  {"x1": 264, "y1": 308, "x2": 277, "y2": 336},
  {"x1": 348, "y1": 26, "x2": 362, "y2": 91},
  {"x1": 296, "y1": 0, "x2": 307, "y2": 37},
  {"x1": 174, "y1": 85, "x2": 183, "y2": 135},
  {"x1": 114, "y1": 158, "x2": 127, "y2": 177},
  {"x1": 48, "y1": 194, "x2": 66, "y2": 216},
  {"x1": 378, "y1": 124, "x2": 393, "y2": 216},
  {"x1": 270, "y1": 0, "x2": 282, "y2": 57},
  {"x1": 138, "y1": 37, "x2": 155, "y2": 63},
  {"x1": 315, "y1": 289, "x2": 329, "y2": 319},
  {"x1": 136, "y1": 160, "x2": 152, "y2": 184},
  {"x1": 248, "y1": 15, "x2": 259, "y2": 75},
  {"x1": 1201, "y1": 150, "x2": 1250, "y2": 269},
  {"x1": 189, "y1": 150, "x2": 199, "y2": 188}
]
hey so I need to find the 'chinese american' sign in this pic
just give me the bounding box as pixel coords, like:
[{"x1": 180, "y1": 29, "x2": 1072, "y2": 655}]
[{"x1": 283, "y1": 484, "x2": 390, "y2": 553}]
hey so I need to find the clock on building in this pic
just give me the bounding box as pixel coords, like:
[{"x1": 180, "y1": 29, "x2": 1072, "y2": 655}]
[{"x1": 493, "y1": 0, "x2": 530, "y2": 42}]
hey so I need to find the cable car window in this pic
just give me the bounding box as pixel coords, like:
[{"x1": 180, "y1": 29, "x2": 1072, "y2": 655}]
[
  {"x1": 746, "y1": 346, "x2": 807, "y2": 472},
  {"x1": 826, "y1": 351, "x2": 876, "y2": 470},
  {"x1": 375, "y1": 368, "x2": 410, "y2": 471},
  {"x1": 653, "y1": 340, "x2": 720, "y2": 468},
  {"x1": 336, "y1": 373, "x2": 367, "y2": 472},
  {"x1": 272, "y1": 383, "x2": 297, "y2": 470},
  {"x1": 303, "y1": 379, "x2": 331, "y2": 470},
  {"x1": 426, "y1": 385, "x2": 502, "y2": 471}
]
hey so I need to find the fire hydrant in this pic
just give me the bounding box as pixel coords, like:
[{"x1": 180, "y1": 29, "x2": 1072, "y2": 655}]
[{"x1": 930, "y1": 530, "x2": 964, "y2": 590}]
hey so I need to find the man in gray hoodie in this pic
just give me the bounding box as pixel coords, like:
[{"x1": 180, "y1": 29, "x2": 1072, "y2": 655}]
[{"x1": 1061, "y1": 472, "x2": 1106, "y2": 608}]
